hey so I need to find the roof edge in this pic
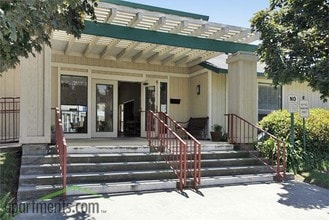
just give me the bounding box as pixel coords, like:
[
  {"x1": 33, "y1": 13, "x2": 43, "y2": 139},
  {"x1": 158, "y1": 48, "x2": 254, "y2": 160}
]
[{"x1": 199, "y1": 62, "x2": 228, "y2": 74}]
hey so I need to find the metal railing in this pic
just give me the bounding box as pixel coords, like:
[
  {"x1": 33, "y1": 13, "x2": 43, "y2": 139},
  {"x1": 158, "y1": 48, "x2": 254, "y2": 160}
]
[
  {"x1": 52, "y1": 107, "x2": 67, "y2": 198},
  {"x1": 0, "y1": 97, "x2": 20, "y2": 143},
  {"x1": 147, "y1": 111, "x2": 201, "y2": 190},
  {"x1": 158, "y1": 112, "x2": 201, "y2": 188},
  {"x1": 225, "y1": 113, "x2": 286, "y2": 181}
]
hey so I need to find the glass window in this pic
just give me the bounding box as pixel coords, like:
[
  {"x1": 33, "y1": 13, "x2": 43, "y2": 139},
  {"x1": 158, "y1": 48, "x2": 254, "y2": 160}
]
[
  {"x1": 258, "y1": 83, "x2": 282, "y2": 121},
  {"x1": 96, "y1": 84, "x2": 113, "y2": 132},
  {"x1": 160, "y1": 82, "x2": 167, "y2": 113},
  {"x1": 60, "y1": 75, "x2": 88, "y2": 133}
]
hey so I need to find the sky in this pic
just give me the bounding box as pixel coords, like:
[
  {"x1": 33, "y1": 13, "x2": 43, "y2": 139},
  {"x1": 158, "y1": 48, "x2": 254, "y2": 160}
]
[{"x1": 129, "y1": 0, "x2": 270, "y2": 28}]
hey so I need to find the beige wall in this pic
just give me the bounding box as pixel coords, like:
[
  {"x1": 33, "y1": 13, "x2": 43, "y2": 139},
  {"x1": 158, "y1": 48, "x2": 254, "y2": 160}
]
[
  {"x1": 20, "y1": 46, "x2": 51, "y2": 144},
  {"x1": 227, "y1": 52, "x2": 258, "y2": 125},
  {"x1": 190, "y1": 73, "x2": 208, "y2": 117},
  {"x1": 258, "y1": 78, "x2": 329, "y2": 110},
  {"x1": 211, "y1": 73, "x2": 227, "y2": 130},
  {"x1": 169, "y1": 76, "x2": 190, "y2": 122},
  {"x1": 52, "y1": 54, "x2": 189, "y2": 75},
  {"x1": 283, "y1": 82, "x2": 329, "y2": 109},
  {"x1": 51, "y1": 54, "x2": 193, "y2": 133},
  {"x1": 0, "y1": 68, "x2": 20, "y2": 97}
]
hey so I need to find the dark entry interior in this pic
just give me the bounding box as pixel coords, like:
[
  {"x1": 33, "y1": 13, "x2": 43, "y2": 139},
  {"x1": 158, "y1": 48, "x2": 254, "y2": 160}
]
[{"x1": 118, "y1": 82, "x2": 141, "y2": 137}]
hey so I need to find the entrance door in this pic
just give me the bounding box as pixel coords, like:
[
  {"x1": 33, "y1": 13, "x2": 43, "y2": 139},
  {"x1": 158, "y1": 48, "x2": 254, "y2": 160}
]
[
  {"x1": 92, "y1": 80, "x2": 118, "y2": 137},
  {"x1": 140, "y1": 82, "x2": 157, "y2": 137}
]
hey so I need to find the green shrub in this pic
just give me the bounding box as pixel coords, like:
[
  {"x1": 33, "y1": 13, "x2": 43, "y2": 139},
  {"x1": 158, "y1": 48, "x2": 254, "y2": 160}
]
[
  {"x1": 0, "y1": 192, "x2": 14, "y2": 220},
  {"x1": 257, "y1": 108, "x2": 329, "y2": 173}
]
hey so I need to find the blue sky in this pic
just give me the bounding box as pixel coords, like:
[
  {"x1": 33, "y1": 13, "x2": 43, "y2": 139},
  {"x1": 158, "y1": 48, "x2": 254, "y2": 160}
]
[{"x1": 130, "y1": 0, "x2": 269, "y2": 28}]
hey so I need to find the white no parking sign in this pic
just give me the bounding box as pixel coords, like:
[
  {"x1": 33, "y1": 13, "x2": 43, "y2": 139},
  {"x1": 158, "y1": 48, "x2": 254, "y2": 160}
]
[{"x1": 288, "y1": 95, "x2": 298, "y2": 113}]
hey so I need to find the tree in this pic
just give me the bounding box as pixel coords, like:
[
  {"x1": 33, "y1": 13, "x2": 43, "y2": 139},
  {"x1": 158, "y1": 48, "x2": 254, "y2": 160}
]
[
  {"x1": 251, "y1": 0, "x2": 329, "y2": 101},
  {"x1": 0, "y1": 0, "x2": 98, "y2": 73}
]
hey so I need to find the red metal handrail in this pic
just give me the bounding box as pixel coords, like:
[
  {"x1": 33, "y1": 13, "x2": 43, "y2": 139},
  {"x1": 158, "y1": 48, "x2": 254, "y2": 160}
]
[
  {"x1": 52, "y1": 107, "x2": 67, "y2": 198},
  {"x1": 225, "y1": 113, "x2": 286, "y2": 181},
  {"x1": 158, "y1": 112, "x2": 201, "y2": 188},
  {"x1": 0, "y1": 97, "x2": 20, "y2": 143},
  {"x1": 147, "y1": 111, "x2": 187, "y2": 190}
]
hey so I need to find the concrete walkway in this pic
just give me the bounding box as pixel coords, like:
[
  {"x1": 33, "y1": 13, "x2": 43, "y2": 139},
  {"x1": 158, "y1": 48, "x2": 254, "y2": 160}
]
[{"x1": 14, "y1": 180, "x2": 329, "y2": 220}]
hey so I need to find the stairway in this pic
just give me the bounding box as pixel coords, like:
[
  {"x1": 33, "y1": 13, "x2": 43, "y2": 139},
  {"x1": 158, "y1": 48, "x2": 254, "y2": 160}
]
[{"x1": 17, "y1": 142, "x2": 276, "y2": 201}]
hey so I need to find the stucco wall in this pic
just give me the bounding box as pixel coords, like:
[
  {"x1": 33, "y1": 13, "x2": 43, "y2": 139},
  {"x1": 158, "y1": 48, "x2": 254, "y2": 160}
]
[{"x1": 0, "y1": 68, "x2": 20, "y2": 97}]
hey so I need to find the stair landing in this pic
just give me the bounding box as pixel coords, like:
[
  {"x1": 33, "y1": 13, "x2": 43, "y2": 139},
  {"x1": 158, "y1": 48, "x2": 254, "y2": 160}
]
[{"x1": 65, "y1": 138, "x2": 233, "y2": 153}]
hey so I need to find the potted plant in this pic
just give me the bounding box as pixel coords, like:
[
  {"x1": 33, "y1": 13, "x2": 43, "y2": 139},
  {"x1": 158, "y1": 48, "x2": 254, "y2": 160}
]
[
  {"x1": 210, "y1": 124, "x2": 223, "y2": 142},
  {"x1": 50, "y1": 125, "x2": 56, "y2": 145}
]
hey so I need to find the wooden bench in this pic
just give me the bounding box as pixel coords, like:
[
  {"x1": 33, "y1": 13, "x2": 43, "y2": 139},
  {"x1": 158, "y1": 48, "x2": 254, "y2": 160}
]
[{"x1": 180, "y1": 117, "x2": 209, "y2": 140}]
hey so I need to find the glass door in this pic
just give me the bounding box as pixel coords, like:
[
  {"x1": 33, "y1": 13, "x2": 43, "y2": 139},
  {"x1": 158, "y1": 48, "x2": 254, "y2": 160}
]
[
  {"x1": 140, "y1": 81, "x2": 168, "y2": 137},
  {"x1": 92, "y1": 80, "x2": 118, "y2": 137},
  {"x1": 140, "y1": 82, "x2": 156, "y2": 137}
]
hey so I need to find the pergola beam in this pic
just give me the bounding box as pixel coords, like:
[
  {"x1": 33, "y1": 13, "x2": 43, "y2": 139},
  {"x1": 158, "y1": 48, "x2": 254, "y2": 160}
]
[{"x1": 83, "y1": 21, "x2": 258, "y2": 54}]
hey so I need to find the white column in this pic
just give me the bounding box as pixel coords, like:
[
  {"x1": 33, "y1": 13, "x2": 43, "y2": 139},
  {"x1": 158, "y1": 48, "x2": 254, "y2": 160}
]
[
  {"x1": 20, "y1": 46, "x2": 51, "y2": 144},
  {"x1": 226, "y1": 51, "x2": 258, "y2": 125}
]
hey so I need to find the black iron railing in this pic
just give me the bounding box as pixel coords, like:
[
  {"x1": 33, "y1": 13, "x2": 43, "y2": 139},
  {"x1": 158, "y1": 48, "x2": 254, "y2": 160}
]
[{"x1": 0, "y1": 97, "x2": 20, "y2": 144}]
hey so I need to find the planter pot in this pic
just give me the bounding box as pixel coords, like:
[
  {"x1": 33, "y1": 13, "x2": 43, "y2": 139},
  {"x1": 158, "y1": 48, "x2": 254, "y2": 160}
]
[
  {"x1": 210, "y1": 131, "x2": 222, "y2": 142},
  {"x1": 50, "y1": 130, "x2": 56, "y2": 145}
]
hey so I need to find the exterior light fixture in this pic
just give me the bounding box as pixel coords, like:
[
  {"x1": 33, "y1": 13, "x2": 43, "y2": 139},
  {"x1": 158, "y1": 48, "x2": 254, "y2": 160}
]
[{"x1": 196, "y1": 85, "x2": 200, "y2": 95}]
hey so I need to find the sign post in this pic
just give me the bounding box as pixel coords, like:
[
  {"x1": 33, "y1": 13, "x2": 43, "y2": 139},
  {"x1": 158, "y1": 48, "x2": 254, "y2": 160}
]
[
  {"x1": 300, "y1": 97, "x2": 309, "y2": 151},
  {"x1": 288, "y1": 95, "x2": 298, "y2": 149}
]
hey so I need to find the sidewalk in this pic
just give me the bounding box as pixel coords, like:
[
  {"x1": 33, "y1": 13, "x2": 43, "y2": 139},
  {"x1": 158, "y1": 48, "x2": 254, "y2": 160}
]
[{"x1": 14, "y1": 180, "x2": 329, "y2": 220}]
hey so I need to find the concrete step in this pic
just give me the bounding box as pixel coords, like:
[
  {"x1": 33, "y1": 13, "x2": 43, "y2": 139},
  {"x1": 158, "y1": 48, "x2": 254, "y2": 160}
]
[
  {"x1": 200, "y1": 173, "x2": 275, "y2": 187},
  {"x1": 19, "y1": 169, "x2": 177, "y2": 185},
  {"x1": 20, "y1": 161, "x2": 171, "y2": 175},
  {"x1": 19, "y1": 163, "x2": 274, "y2": 186},
  {"x1": 200, "y1": 143, "x2": 233, "y2": 151},
  {"x1": 21, "y1": 150, "x2": 255, "y2": 165},
  {"x1": 200, "y1": 165, "x2": 274, "y2": 177},
  {"x1": 20, "y1": 157, "x2": 266, "y2": 175},
  {"x1": 67, "y1": 145, "x2": 150, "y2": 154},
  {"x1": 201, "y1": 151, "x2": 256, "y2": 160},
  {"x1": 201, "y1": 157, "x2": 267, "y2": 167},
  {"x1": 17, "y1": 173, "x2": 275, "y2": 202},
  {"x1": 65, "y1": 142, "x2": 233, "y2": 154},
  {"x1": 21, "y1": 152, "x2": 164, "y2": 165},
  {"x1": 17, "y1": 179, "x2": 178, "y2": 201},
  {"x1": 17, "y1": 144, "x2": 279, "y2": 201}
]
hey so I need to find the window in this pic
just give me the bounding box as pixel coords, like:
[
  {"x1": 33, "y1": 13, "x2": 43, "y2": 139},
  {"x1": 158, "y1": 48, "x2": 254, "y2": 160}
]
[
  {"x1": 258, "y1": 83, "x2": 282, "y2": 121},
  {"x1": 96, "y1": 84, "x2": 113, "y2": 132},
  {"x1": 60, "y1": 75, "x2": 88, "y2": 133}
]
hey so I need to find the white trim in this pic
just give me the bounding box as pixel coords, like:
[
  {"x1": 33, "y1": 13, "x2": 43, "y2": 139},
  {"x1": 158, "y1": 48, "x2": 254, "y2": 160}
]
[
  {"x1": 92, "y1": 79, "x2": 118, "y2": 138},
  {"x1": 207, "y1": 70, "x2": 212, "y2": 139},
  {"x1": 52, "y1": 62, "x2": 190, "y2": 78},
  {"x1": 44, "y1": 46, "x2": 52, "y2": 143},
  {"x1": 140, "y1": 81, "x2": 157, "y2": 137},
  {"x1": 58, "y1": 72, "x2": 91, "y2": 139}
]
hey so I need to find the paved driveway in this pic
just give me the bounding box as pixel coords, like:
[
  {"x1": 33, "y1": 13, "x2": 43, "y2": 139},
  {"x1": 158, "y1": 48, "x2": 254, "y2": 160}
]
[{"x1": 15, "y1": 180, "x2": 329, "y2": 220}]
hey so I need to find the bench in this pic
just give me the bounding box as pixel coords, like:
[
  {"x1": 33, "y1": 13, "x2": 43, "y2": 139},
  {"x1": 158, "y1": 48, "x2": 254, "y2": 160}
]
[{"x1": 179, "y1": 117, "x2": 209, "y2": 140}]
